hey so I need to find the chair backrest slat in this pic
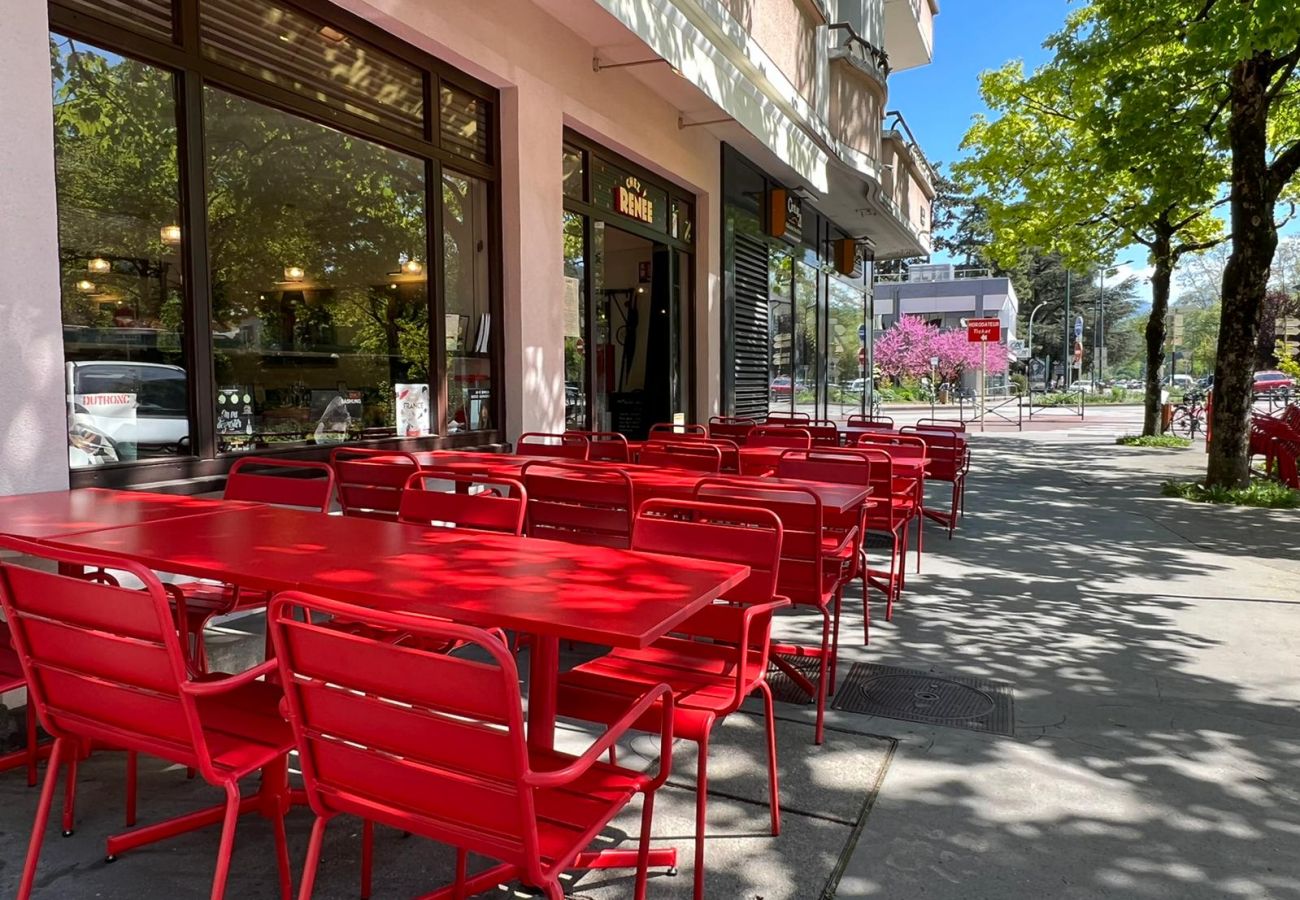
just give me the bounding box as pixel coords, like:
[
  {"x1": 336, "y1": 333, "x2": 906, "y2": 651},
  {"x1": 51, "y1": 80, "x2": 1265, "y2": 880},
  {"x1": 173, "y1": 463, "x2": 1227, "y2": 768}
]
[
  {"x1": 516, "y1": 432, "x2": 589, "y2": 460},
  {"x1": 225, "y1": 456, "x2": 335, "y2": 511},
  {"x1": 765, "y1": 413, "x2": 811, "y2": 425},
  {"x1": 846, "y1": 414, "x2": 894, "y2": 430},
  {"x1": 270, "y1": 594, "x2": 538, "y2": 869},
  {"x1": 855, "y1": 432, "x2": 928, "y2": 459},
  {"x1": 521, "y1": 461, "x2": 634, "y2": 548},
  {"x1": 647, "y1": 423, "x2": 708, "y2": 442},
  {"x1": 748, "y1": 425, "x2": 813, "y2": 449},
  {"x1": 331, "y1": 448, "x2": 420, "y2": 520},
  {"x1": 707, "y1": 416, "x2": 755, "y2": 444},
  {"x1": 639, "y1": 442, "x2": 723, "y2": 474},
  {"x1": 399, "y1": 472, "x2": 527, "y2": 535},
  {"x1": 567, "y1": 431, "x2": 630, "y2": 462}
]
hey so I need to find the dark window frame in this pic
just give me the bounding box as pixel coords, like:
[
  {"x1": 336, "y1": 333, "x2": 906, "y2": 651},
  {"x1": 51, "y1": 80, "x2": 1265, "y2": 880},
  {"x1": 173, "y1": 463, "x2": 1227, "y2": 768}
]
[{"x1": 51, "y1": 0, "x2": 505, "y2": 489}]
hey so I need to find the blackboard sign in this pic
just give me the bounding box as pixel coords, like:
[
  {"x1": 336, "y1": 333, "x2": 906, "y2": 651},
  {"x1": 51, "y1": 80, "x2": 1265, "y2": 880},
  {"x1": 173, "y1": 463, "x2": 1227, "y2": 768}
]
[{"x1": 216, "y1": 388, "x2": 253, "y2": 435}]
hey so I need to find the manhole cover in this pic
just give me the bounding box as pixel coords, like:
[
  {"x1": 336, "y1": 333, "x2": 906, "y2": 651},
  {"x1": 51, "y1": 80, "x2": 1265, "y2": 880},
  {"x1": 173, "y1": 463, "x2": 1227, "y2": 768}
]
[{"x1": 833, "y1": 663, "x2": 1014, "y2": 735}]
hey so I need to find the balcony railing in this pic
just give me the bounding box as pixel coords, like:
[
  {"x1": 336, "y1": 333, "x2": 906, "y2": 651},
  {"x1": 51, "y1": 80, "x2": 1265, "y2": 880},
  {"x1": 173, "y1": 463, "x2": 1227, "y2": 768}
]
[{"x1": 827, "y1": 22, "x2": 890, "y2": 79}]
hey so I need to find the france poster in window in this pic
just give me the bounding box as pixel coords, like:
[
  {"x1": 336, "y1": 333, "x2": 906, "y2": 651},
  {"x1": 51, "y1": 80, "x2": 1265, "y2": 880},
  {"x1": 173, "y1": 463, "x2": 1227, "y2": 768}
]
[{"x1": 396, "y1": 383, "x2": 430, "y2": 436}]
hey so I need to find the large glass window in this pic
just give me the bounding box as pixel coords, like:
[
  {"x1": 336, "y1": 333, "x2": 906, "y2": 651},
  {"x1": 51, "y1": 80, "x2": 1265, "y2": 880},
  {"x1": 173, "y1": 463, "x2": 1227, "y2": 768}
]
[
  {"x1": 793, "y1": 258, "x2": 819, "y2": 415},
  {"x1": 827, "y1": 274, "x2": 867, "y2": 422},
  {"x1": 49, "y1": 0, "x2": 500, "y2": 477},
  {"x1": 768, "y1": 248, "x2": 794, "y2": 414},
  {"x1": 443, "y1": 172, "x2": 494, "y2": 432},
  {"x1": 205, "y1": 87, "x2": 428, "y2": 450},
  {"x1": 52, "y1": 35, "x2": 191, "y2": 468}
]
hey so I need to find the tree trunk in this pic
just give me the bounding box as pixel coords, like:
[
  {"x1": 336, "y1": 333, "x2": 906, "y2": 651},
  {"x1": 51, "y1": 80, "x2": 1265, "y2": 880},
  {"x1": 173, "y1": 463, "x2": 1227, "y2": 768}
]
[
  {"x1": 1143, "y1": 239, "x2": 1173, "y2": 437},
  {"x1": 1207, "y1": 58, "x2": 1279, "y2": 488}
]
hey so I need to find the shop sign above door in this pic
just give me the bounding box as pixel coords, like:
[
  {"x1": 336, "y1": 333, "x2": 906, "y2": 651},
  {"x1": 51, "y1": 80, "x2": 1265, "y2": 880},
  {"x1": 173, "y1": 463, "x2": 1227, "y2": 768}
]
[{"x1": 616, "y1": 176, "x2": 656, "y2": 225}]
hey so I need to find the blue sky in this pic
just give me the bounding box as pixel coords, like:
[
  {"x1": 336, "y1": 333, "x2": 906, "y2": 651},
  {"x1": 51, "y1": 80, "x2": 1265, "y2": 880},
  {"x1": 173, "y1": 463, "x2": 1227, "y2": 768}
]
[{"x1": 886, "y1": 2, "x2": 1159, "y2": 296}]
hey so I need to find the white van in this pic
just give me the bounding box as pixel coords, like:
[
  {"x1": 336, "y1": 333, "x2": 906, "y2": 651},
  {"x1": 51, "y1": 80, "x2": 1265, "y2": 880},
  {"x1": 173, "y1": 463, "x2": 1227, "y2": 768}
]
[{"x1": 1170, "y1": 374, "x2": 1195, "y2": 389}]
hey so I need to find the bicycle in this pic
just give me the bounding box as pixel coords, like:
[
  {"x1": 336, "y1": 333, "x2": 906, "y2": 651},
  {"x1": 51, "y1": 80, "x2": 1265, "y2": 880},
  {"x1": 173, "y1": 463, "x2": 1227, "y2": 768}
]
[{"x1": 1169, "y1": 389, "x2": 1207, "y2": 439}]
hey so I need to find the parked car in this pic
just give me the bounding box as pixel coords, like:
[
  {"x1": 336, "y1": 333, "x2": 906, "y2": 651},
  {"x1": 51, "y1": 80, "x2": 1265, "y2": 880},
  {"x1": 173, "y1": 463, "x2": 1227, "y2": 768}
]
[
  {"x1": 847, "y1": 378, "x2": 866, "y2": 392},
  {"x1": 1253, "y1": 370, "x2": 1295, "y2": 395},
  {"x1": 67, "y1": 361, "x2": 190, "y2": 465},
  {"x1": 769, "y1": 375, "x2": 792, "y2": 396}
]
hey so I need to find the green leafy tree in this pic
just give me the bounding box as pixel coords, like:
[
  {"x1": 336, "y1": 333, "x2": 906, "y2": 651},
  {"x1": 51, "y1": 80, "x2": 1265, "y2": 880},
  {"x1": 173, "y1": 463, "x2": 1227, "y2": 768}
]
[
  {"x1": 957, "y1": 38, "x2": 1226, "y2": 436},
  {"x1": 1058, "y1": 1, "x2": 1300, "y2": 486}
]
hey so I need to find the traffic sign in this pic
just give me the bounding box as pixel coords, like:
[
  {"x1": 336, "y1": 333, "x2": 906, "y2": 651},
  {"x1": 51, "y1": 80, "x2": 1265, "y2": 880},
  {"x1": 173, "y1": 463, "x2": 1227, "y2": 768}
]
[
  {"x1": 966, "y1": 318, "x2": 1002, "y2": 342},
  {"x1": 1008, "y1": 338, "x2": 1029, "y2": 359},
  {"x1": 1074, "y1": 316, "x2": 1084, "y2": 339},
  {"x1": 858, "y1": 323, "x2": 867, "y2": 342}
]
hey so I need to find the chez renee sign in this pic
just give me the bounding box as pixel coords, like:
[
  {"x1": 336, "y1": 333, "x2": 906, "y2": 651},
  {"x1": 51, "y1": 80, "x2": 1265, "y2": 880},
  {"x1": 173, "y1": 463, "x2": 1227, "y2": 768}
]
[{"x1": 615, "y1": 176, "x2": 655, "y2": 225}]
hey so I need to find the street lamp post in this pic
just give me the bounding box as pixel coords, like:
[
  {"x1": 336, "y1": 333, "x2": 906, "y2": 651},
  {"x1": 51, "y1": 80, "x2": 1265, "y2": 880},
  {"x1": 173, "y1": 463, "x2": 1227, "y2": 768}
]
[{"x1": 1095, "y1": 259, "x2": 1132, "y2": 388}]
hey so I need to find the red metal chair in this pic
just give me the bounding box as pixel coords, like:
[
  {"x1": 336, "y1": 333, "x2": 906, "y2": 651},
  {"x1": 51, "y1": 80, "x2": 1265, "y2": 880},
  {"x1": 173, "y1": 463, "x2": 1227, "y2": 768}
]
[
  {"x1": 699, "y1": 437, "x2": 742, "y2": 473},
  {"x1": 174, "y1": 456, "x2": 336, "y2": 667},
  {"x1": 902, "y1": 426, "x2": 966, "y2": 537},
  {"x1": 0, "y1": 536, "x2": 294, "y2": 900},
  {"x1": 647, "y1": 422, "x2": 709, "y2": 441},
  {"x1": 517, "y1": 432, "x2": 590, "y2": 459},
  {"x1": 748, "y1": 425, "x2": 812, "y2": 449},
  {"x1": 707, "y1": 416, "x2": 755, "y2": 444},
  {"x1": 521, "y1": 461, "x2": 635, "y2": 548},
  {"x1": 801, "y1": 420, "x2": 843, "y2": 447},
  {"x1": 399, "y1": 471, "x2": 528, "y2": 535},
  {"x1": 775, "y1": 449, "x2": 872, "y2": 642},
  {"x1": 855, "y1": 432, "x2": 928, "y2": 574},
  {"x1": 0, "y1": 621, "x2": 40, "y2": 785},
  {"x1": 765, "y1": 412, "x2": 810, "y2": 425},
  {"x1": 223, "y1": 456, "x2": 336, "y2": 510},
  {"x1": 693, "y1": 479, "x2": 853, "y2": 745},
  {"x1": 639, "y1": 442, "x2": 723, "y2": 474},
  {"x1": 568, "y1": 431, "x2": 631, "y2": 462},
  {"x1": 847, "y1": 414, "x2": 894, "y2": 430},
  {"x1": 268, "y1": 592, "x2": 673, "y2": 900},
  {"x1": 330, "y1": 447, "x2": 421, "y2": 521},
  {"x1": 853, "y1": 447, "x2": 914, "y2": 626},
  {"x1": 915, "y1": 418, "x2": 966, "y2": 432},
  {"x1": 556, "y1": 499, "x2": 788, "y2": 900}
]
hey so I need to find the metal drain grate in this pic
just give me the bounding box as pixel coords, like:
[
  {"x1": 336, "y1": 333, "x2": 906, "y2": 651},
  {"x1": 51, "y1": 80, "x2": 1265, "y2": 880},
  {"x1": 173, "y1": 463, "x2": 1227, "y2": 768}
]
[
  {"x1": 832, "y1": 663, "x2": 1015, "y2": 735},
  {"x1": 765, "y1": 653, "x2": 824, "y2": 705}
]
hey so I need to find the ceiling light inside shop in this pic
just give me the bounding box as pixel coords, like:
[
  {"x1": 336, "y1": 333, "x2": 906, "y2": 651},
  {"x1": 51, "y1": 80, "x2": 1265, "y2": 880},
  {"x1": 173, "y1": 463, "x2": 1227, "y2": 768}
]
[
  {"x1": 87, "y1": 257, "x2": 111, "y2": 274},
  {"x1": 75, "y1": 280, "x2": 96, "y2": 293},
  {"x1": 402, "y1": 259, "x2": 424, "y2": 275},
  {"x1": 284, "y1": 266, "x2": 305, "y2": 281},
  {"x1": 160, "y1": 224, "x2": 182, "y2": 245}
]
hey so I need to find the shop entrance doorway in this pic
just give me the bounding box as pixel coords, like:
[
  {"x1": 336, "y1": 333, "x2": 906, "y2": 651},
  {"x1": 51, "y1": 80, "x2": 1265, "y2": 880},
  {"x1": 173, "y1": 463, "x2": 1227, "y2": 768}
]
[{"x1": 593, "y1": 223, "x2": 683, "y2": 440}]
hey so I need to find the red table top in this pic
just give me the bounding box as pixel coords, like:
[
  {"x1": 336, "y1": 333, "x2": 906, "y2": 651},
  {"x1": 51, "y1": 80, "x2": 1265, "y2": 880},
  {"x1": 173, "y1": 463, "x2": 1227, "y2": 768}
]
[
  {"x1": 0, "y1": 488, "x2": 255, "y2": 540},
  {"x1": 417, "y1": 452, "x2": 868, "y2": 513},
  {"x1": 43, "y1": 505, "x2": 748, "y2": 648}
]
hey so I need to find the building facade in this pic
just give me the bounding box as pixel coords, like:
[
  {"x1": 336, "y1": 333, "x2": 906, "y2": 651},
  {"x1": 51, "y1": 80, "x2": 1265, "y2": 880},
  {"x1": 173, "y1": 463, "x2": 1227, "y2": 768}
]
[{"x1": 0, "y1": 0, "x2": 937, "y2": 493}]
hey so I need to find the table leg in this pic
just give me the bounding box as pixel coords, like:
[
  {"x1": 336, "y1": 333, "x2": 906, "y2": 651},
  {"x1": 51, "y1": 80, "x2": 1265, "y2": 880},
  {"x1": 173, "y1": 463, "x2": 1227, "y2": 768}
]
[{"x1": 527, "y1": 634, "x2": 559, "y2": 751}]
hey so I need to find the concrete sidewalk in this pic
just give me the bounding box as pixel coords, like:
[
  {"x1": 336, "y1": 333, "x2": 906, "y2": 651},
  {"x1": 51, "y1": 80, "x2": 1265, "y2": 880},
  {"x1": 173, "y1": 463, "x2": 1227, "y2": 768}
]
[{"x1": 822, "y1": 434, "x2": 1300, "y2": 899}]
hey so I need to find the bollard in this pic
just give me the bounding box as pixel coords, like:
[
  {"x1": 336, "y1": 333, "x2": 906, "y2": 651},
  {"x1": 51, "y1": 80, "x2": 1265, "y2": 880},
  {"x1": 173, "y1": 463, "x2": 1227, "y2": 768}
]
[{"x1": 1160, "y1": 403, "x2": 1174, "y2": 434}]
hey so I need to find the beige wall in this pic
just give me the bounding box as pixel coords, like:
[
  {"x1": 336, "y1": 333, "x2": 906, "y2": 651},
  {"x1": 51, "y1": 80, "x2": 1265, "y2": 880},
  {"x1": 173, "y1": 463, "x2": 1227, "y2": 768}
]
[
  {"x1": 830, "y1": 61, "x2": 884, "y2": 160},
  {"x1": 720, "y1": 0, "x2": 823, "y2": 111},
  {"x1": 340, "y1": 0, "x2": 726, "y2": 436},
  {"x1": 0, "y1": 2, "x2": 71, "y2": 496}
]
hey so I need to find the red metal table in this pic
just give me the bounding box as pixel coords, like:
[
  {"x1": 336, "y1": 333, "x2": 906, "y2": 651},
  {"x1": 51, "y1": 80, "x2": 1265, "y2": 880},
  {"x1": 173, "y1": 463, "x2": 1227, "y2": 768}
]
[
  {"x1": 40, "y1": 504, "x2": 747, "y2": 751},
  {"x1": 0, "y1": 488, "x2": 255, "y2": 539}
]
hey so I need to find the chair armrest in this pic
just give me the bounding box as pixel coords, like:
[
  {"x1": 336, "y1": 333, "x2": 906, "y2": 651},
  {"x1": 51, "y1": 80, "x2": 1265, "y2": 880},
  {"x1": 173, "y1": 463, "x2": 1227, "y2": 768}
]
[
  {"x1": 738, "y1": 596, "x2": 792, "y2": 691},
  {"x1": 525, "y1": 683, "x2": 675, "y2": 791},
  {"x1": 179, "y1": 658, "x2": 279, "y2": 697}
]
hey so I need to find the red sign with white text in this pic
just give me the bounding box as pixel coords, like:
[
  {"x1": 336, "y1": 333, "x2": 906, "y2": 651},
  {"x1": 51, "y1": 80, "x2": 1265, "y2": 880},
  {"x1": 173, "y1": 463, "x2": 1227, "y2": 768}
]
[{"x1": 966, "y1": 318, "x2": 1002, "y2": 342}]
